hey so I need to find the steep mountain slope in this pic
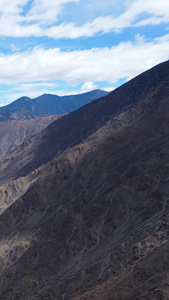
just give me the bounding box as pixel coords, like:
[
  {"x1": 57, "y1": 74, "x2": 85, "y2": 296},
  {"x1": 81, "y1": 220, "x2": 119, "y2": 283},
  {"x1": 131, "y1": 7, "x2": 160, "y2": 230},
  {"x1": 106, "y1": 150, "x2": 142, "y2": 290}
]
[
  {"x1": 0, "y1": 60, "x2": 169, "y2": 185},
  {"x1": 0, "y1": 60, "x2": 169, "y2": 300},
  {"x1": 0, "y1": 89, "x2": 108, "y2": 121},
  {"x1": 0, "y1": 115, "x2": 63, "y2": 159}
]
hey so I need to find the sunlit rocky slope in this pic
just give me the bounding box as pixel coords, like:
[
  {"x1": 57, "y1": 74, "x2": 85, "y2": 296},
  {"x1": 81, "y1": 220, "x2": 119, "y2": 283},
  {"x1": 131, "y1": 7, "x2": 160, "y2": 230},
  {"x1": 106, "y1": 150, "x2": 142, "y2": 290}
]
[
  {"x1": 0, "y1": 60, "x2": 169, "y2": 299},
  {"x1": 0, "y1": 115, "x2": 63, "y2": 159}
]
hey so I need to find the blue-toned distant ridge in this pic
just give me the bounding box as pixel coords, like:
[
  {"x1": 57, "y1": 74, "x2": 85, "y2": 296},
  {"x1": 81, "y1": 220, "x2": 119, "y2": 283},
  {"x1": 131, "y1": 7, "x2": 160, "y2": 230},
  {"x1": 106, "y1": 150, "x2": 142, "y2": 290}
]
[{"x1": 0, "y1": 89, "x2": 109, "y2": 122}]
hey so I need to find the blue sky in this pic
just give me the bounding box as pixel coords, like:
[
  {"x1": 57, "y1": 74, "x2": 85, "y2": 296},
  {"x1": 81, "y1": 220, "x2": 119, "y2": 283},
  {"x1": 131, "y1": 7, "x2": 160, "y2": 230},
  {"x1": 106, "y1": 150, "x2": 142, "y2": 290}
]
[{"x1": 0, "y1": 0, "x2": 169, "y2": 106}]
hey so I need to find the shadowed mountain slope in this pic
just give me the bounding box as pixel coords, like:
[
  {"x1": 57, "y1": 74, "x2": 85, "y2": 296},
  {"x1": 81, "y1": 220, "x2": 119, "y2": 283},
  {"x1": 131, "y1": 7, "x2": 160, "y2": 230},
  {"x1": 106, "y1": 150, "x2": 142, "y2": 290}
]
[
  {"x1": 0, "y1": 89, "x2": 108, "y2": 122},
  {"x1": 0, "y1": 60, "x2": 169, "y2": 299},
  {"x1": 0, "y1": 60, "x2": 169, "y2": 184},
  {"x1": 0, "y1": 115, "x2": 64, "y2": 159}
]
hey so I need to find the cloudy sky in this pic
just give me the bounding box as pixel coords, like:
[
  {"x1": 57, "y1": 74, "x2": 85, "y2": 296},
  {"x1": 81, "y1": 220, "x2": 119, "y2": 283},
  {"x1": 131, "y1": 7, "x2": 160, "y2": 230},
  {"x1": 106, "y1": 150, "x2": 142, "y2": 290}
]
[{"x1": 0, "y1": 0, "x2": 169, "y2": 106}]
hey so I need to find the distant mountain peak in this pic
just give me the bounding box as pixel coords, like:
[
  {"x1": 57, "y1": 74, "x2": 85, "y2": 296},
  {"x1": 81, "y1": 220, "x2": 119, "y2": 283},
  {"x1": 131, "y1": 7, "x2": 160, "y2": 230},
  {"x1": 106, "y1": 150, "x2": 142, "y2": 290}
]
[{"x1": 0, "y1": 89, "x2": 109, "y2": 122}]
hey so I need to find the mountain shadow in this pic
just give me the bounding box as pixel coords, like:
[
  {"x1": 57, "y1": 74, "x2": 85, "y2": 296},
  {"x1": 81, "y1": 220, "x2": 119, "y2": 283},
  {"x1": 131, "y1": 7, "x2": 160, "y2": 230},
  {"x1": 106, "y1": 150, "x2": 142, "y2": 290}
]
[{"x1": 0, "y1": 60, "x2": 169, "y2": 299}]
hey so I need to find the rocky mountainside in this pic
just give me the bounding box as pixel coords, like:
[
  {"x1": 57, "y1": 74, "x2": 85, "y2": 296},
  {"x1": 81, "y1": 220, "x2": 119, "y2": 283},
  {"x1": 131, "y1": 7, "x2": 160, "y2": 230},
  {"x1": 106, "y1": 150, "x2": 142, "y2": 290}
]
[
  {"x1": 0, "y1": 60, "x2": 169, "y2": 299},
  {"x1": 0, "y1": 115, "x2": 63, "y2": 159},
  {"x1": 0, "y1": 89, "x2": 108, "y2": 122}
]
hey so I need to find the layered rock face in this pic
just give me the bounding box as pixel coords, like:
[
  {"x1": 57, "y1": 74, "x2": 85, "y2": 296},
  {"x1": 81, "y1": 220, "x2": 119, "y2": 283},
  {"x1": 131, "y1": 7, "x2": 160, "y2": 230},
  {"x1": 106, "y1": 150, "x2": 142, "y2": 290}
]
[
  {"x1": 0, "y1": 115, "x2": 63, "y2": 159},
  {"x1": 1, "y1": 61, "x2": 169, "y2": 299}
]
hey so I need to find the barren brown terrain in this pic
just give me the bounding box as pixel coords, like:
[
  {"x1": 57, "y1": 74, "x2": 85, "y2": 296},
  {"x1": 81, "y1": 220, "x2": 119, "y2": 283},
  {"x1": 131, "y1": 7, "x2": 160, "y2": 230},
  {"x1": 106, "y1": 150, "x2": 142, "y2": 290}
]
[
  {"x1": 1, "y1": 60, "x2": 169, "y2": 299},
  {"x1": 0, "y1": 115, "x2": 63, "y2": 159}
]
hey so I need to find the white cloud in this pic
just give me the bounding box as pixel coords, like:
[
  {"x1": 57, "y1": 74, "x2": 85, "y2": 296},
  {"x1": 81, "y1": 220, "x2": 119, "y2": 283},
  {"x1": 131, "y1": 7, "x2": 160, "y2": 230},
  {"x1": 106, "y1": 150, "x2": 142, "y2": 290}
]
[
  {"x1": 10, "y1": 44, "x2": 20, "y2": 52},
  {"x1": 0, "y1": 0, "x2": 80, "y2": 38},
  {"x1": 0, "y1": 0, "x2": 169, "y2": 39},
  {"x1": 16, "y1": 82, "x2": 58, "y2": 89},
  {"x1": 0, "y1": 34, "x2": 169, "y2": 86},
  {"x1": 0, "y1": 0, "x2": 27, "y2": 14},
  {"x1": 103, "y1": 87, "x2": 115, "y2": 92},
  {"x1": 155, "y1": 34, "x2": 169, "y2": 43},
  {"x1": 134, "y1": 34, "x2": 146, "y2": 44},
  {"x1": 1, "y1": 0, "x2": 169, "y2": 105},
  {"x1": 25, "y1": 0, "x2": 80, "y2": 25},
  {"x1": 4, "y1": 82, "x2": 59, "y2": 101},
  {"x1": 81, "y1": 82, "x2": 98, "y2": 91}
]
